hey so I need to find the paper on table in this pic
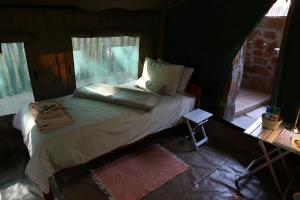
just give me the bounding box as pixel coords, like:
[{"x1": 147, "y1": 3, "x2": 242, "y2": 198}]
[{"x1": 274, "y1": 129, "x2": 300, "y2": 152}]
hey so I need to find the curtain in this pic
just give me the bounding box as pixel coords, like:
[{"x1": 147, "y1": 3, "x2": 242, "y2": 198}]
[
  {"x1": 72, "y1": 36, "x2": 140, "y2": 88},
  {"x1": 0, "y1": 43, "x2": 33, "y2": 98},
  {"x1": 223, "y1": 43, "x2": 246, "y2": 121},
  {"x1": 266, "y1": 0, "x2": 291, "y2": 16},
  {"x1": 221, "y1": 0, "x2": 286, "y2": 120}
]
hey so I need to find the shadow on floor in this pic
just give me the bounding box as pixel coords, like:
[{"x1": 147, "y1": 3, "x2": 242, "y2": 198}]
[
  {"x1": 0, "y1": 116, "x2": 295, "y2": 200},
  {"x1": 0, "y1": 115, "x2": 43, "y2": 200},
  {"x1": 54, "y1": 125, "x2": 281, "y2": 200}
]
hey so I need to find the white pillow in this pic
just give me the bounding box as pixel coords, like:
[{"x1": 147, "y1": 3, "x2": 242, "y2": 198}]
[
  {"x1": 177, "y1": 67, "x2": 194, "y2": 93},
  {"x1": 142, "y1": 57, "x2": 184, "y2": 96},
  {"x1": 157, "y1": 58, "x2": 194, "y2": 93}
]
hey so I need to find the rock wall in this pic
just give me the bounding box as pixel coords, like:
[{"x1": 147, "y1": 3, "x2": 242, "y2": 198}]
[{"x1": 241, "y1": 17, "x2": 286, "y2": 93}]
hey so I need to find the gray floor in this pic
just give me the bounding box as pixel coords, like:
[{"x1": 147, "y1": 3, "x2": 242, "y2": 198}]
[
  {"x1": 1, "y1": 116, "x2": 287, "y2": 200},
  {"x1": 55, "y1": 135, "x2": 274, "y2": 200}
]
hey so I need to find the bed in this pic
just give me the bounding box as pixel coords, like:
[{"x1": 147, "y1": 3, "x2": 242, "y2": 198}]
[{"x1": 12, "y1": 83, "x2": 195, "y2": 193}]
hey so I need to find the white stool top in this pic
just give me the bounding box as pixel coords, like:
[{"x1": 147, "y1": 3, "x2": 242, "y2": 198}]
[{"x1": 183, "y1": 108, "x2": 213, "y2": 124}]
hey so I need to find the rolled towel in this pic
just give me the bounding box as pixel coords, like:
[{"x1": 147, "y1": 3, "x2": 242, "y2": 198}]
[{"x1": 29, "y1": 102, "x2": 65, "y2": 118}]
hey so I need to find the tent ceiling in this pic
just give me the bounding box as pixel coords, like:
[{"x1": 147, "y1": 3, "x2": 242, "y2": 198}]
[{"x1": 0, "y1": 0, "x2": 184, "y2": 11}]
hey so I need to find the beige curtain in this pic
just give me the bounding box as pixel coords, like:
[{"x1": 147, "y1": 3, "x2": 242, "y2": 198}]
[
  {"x1": 266, "y1": 0, "x2": 291, "y2": 16},
  {"x1": 223, "y1": 43, "x2": 246, "y2": 121},
  {"x1": 0, "y1": 43, "x2": 33, "y2": 98}
]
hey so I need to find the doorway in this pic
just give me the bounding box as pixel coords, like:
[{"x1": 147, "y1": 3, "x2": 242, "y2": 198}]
[{"x1": 226, "y1": 0, "x2": 291, "y2": 129}]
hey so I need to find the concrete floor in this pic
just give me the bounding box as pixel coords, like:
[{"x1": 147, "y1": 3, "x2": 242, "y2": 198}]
[
  {"x1": 234, "y1": 88, "x2": 270, "y2": 118},
  {"x1": 231, "y1": 87, "x2": 270, "y2": 130}
]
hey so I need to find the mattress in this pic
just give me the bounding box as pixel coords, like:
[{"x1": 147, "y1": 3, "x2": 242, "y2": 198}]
[{"x1": 13, "y1": 93, "x2": 195, "y2": 193}]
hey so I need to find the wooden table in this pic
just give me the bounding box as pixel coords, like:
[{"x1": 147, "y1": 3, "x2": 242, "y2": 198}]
[
  {"x1": 236, "y1": 117, "x2": 297, "y2": 200},
  {"x1": 182, "y1": 108, "x2": 213, "y2": 150}
]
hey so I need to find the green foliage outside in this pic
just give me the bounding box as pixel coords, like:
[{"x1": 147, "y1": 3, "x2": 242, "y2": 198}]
[
  {"x1": 0, "y1": 43, "x2": 33, "y2": 98},
  {"x1": 72, "y1": 36, "x2": 140, "y2": 88}
]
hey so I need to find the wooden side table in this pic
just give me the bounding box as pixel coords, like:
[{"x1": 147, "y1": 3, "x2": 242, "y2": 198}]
[
  {"x1": 183, "y1": 108, "x2": 213, "y2": 150},
  {"x1": 235, "y1": 118, "x2": 295, "y2": 200}
]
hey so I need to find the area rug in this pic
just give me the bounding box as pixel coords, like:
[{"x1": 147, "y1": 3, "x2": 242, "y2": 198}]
[{"x1": 91, "y1": 144, "x2": 189, "y2": 200}]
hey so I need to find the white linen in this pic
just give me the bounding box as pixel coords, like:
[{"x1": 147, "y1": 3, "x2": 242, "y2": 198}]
[{"x1": 13, "y1": 93, "x2": 195, "y2": 193}]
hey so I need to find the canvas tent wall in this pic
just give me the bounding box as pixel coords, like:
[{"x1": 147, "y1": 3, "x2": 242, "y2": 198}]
[
  {"x1": 0, "y1": 8, "x2": 161, "y2": 100},
  {"x1": 0, "y1": 0, "x2": 298, "y2": 121},
  {"x1": 162, "y1": 0, "x2": 277, "y2": 116}
]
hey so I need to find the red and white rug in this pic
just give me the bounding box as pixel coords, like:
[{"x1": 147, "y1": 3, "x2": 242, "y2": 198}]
[{"x1": 91, "y1": 144, "x2": 189, "y2": 200}]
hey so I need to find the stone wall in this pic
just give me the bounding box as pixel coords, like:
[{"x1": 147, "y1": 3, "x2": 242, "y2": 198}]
[{"x1": 241, "y1": 17, "x2": 286, "y2": 93}]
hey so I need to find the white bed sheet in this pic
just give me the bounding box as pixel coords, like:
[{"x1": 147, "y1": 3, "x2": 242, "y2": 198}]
[{"x1": 13, "y1": 93, "x2": 195, "y2": 193}]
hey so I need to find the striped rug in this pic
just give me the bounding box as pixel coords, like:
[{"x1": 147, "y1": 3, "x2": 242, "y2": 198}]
[{"x1": 91, "y1": 145, "x2": 189, "y2": 200}]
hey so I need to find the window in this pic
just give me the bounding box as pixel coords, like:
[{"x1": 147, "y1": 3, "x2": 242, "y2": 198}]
[
  {"x1": 266, "y1": 0, "x2": 290, "y2": 17},
  {"x1": 72, "y1": 36, "x2": 140, "y2": 88},
  {"x1": 0, "y1": 43, "x2": 34, "y2": 116}
]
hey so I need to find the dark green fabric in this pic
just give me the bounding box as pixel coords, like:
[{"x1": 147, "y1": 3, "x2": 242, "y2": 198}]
[
  {"x1": 275, "y1": 0, "x2": 300, "y2": 122},
  {"x1": 163, "y1": 0, "x2": 275, "y2": 115},
  {"x1": 0, "y1": 8, "x2": 160, "y2": 101}
]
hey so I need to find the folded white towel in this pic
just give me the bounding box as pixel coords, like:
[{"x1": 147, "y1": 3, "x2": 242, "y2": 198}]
[{"x1": 29, "y1": 102, "x2": 74, "y2": 132}]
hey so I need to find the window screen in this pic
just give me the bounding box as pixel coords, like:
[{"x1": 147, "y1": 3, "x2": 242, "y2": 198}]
[
  {"x1": 72, "y1": 36, "x2": 140, "y2": 88},
  {"x1": 0, "y1": 43, "x2": 34, "y2": 116}
]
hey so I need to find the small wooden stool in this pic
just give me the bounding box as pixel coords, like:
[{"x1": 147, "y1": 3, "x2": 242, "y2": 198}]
[{"x1": 183, "y1": 108, "x2": 213, "y2": 150}]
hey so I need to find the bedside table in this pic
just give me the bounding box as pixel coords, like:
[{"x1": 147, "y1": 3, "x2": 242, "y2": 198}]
[{"x1": 182, "y1": 108, "x2": 213, "y2": 150}]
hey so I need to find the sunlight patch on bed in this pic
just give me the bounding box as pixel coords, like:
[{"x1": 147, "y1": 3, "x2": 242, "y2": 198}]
[{"x1": 86, "y1": 85, "x2": 118, "y2": 97}]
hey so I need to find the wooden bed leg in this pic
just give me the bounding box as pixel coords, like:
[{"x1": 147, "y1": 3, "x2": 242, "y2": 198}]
[{"x1": 43, "y1": 192, "x2": 53, "y2": 200}]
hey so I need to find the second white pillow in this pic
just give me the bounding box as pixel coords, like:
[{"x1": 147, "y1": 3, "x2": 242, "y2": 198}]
[
  {"x1": 142, "y1": 57, "x2": 184, "y2": 96},
  {"x1": 157, "y1": 58, "x2": 194, "y2": 93},
  {"x1": 177, "y1": 67, "x2": 194, "y2": 93}
]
